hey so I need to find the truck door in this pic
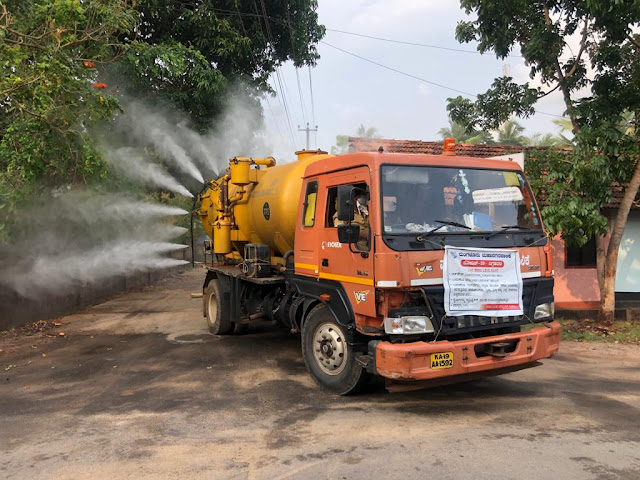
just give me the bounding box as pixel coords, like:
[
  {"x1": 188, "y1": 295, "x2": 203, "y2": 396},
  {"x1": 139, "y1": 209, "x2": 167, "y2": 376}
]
[
  {"x1": 294, "y1": 178, "x2": 320, "y2": 278},
  {"x1": 319, "y1": 167, "x2": 376, "y2": 318}
]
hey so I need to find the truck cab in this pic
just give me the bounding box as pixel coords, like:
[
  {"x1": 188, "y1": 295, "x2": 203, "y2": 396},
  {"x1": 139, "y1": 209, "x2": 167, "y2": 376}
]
[{"x1": 290, "y1": 151, "x2": 560, "y2": 392}]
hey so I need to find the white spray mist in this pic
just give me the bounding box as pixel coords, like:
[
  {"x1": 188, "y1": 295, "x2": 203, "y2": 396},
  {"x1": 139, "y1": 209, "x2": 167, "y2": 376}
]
[
  {"x1": 105, "y1": 147, "x2": 194, "y2": 197},
  {"x1": 3, "y1": 241, "x2": 188, "y2": 297},
  {"x1": 122, "y1": 102, "x2": 205, "y2": 183},
  {"x1": 103, "y1": 201, "x2": 188, "y2": 218}
]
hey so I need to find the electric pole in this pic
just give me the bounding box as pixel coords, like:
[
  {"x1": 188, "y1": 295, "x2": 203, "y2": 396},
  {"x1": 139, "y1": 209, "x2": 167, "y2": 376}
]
[{"x1": 298, "y1": 123, "x2": 318, "y2": 150}]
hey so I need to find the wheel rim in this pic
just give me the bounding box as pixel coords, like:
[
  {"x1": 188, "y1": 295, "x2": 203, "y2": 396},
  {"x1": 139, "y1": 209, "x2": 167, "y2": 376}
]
[
  {"x1": 313, "y1": 322, "x2": 347, "y2": 376},
  {"x1": 207, "y1": 290, "x2": 218, "y2": 323}
]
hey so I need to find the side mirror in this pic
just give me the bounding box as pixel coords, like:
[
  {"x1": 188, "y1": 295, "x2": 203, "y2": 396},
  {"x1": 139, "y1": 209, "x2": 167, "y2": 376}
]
[
  {"x1": 337, "y1": 224, "x2": 360, "y2": 244},
  {"x1": 337, "y1": 185, "x2": 355, "y2": 222}
]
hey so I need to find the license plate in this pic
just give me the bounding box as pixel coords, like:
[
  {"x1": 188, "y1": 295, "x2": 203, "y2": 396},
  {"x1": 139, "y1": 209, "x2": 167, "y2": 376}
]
[{"x1": 430, "y1": 352, "x2": 454, "y2": 369}]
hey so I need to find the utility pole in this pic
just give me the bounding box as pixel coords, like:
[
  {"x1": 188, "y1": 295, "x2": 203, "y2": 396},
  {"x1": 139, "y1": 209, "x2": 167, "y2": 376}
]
[{"x1": 298, "y1": 123, "x2": 318, "y2": 150}]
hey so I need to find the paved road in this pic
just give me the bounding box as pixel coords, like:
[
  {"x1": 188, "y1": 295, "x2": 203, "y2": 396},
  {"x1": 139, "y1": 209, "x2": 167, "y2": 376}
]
[{"x1": 2, "y1": 269, "x2": 639, "y2": 480}]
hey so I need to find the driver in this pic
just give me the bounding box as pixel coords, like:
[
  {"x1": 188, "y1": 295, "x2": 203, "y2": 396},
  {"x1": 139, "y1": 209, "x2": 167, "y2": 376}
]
[
  {"x1": 334, "y1": 195, "x2": 370, "y2": 250},
  {"x1": 383, "y1": 196, "x2": 403, "y2": 227}
]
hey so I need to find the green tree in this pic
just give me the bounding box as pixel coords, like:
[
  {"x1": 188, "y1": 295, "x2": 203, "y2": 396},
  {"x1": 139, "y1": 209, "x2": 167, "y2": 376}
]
[
  {"x1": 0, "y1": 1, "x2": 138, "y2": 240},
  {"x1": 497, "y1": 119, "x2": 527, "y2": 146},
  {"x1": 438, "y1": 120, "x2": 494, "y2": 144},
  {"x1": 0, "y1": 1, "x2": 325, "y2": 240},
  {"x1": 114, "y1": 0, "x2": 325, "y2": 130},
  {"x1": 447, "y1": 0, "x2": 640, "y2": 324}
]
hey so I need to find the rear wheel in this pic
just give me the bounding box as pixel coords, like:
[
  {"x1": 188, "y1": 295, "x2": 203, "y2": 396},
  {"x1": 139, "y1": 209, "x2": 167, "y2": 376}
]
[
  {"x1": 301, "y1": 304, "x2": 368, "y2": 395},
  {"x1": 233, "y1": 323, "x2": 249, "y2": 335},
  {"x1": 205, "y1": 279, "x2": 233, "y2": 335}
]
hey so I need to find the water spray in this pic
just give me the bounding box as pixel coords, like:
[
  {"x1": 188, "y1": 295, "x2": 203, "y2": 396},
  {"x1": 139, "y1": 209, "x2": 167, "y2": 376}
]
[{"x1": 106, "y1": 147, "x2": 194, "y2": 197}]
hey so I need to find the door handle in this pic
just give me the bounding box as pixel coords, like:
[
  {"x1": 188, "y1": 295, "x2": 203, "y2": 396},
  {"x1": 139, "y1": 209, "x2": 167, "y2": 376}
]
[{"x1": 322, "y1": 258, "x2": 329, "y2": 267}]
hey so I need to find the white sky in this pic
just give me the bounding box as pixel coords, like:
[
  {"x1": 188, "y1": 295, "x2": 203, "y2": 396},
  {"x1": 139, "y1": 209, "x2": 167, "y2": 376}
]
[{"x1": 261, "y1": 0, "x2": 570, "y2": 156}]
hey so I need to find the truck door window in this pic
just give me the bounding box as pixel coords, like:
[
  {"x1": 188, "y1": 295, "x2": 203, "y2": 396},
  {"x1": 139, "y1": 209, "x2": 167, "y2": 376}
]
[
  {"x1": 326, "y1": 183, "x2": 371, "y2": 251},
  {"x1": 326, "y1": 187, "x2": 338, "y2": 227},
  {"x1": 302, "y1": 181, "x2": 318, "y2": 227}
]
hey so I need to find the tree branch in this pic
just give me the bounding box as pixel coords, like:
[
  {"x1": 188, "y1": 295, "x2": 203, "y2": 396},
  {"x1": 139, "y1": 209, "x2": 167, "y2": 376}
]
[
  {"x1": 563, "y1": 16, "x2": 589, "y2": 79},
  {"x1": 0, "y1": 75, "x2": 43, "y2": 97},
  {"x1": 542, "y1": 2, "x2": 581, "y2": 134},
  {"x1": 537, "y1": 82, "x2": 561, "y2": 99}
]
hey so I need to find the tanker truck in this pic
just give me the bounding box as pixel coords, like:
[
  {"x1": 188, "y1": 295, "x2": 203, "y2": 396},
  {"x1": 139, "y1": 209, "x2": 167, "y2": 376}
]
[{"x1": 196, "y1": 143, "x2": 560, "y2": 394}]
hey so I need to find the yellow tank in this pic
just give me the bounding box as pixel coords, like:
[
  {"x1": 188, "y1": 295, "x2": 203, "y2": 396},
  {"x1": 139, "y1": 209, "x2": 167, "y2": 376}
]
[{"x1": 198, "y1": 150, "x2": 332, "y2": 258}]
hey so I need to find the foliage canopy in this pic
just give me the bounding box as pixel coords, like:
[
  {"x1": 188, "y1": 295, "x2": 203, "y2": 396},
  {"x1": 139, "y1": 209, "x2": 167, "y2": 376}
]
[
  {"x1": 447, "y1": 0, "x2": 640, "y2": 247},
  {"x1": 0, "y1": 0, "x2": 325, "y2": 240}
]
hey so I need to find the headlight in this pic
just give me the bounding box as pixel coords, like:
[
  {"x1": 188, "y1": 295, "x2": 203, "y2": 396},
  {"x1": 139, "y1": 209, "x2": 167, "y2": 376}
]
[
  {"x1": 384, "y1": 316, "x2": 435, "y2": 335},
  {"x1": 534, "y1": 302, "x2": 555, "y2": 320}
]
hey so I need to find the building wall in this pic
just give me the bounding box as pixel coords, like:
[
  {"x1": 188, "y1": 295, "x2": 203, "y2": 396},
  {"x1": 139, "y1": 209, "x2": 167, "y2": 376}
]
[
  {"x1": 553, "y1": 211, "x2": 640, "y2": 308},
  {"x1": 552, "y1": 238, "x2": 600, "y2": 309},
  {"x1": 616, "y1": 211, "x2": 640, "y2": 293}
]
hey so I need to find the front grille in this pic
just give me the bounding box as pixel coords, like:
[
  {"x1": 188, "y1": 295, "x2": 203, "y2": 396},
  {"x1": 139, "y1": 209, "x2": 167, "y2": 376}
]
[{"x1": 422, "y1": 277, "x2": 554, "y2": 337}]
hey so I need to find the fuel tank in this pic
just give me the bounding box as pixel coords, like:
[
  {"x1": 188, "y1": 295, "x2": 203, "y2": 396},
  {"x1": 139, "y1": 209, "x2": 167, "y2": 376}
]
[{"x1": 199, "y1": 150, "x2": 332, "y2": 257}]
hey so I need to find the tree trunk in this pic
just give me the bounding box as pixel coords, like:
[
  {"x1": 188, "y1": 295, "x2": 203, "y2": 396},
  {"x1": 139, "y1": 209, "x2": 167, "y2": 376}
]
[
  {"x1": 595, "y1": 233, "x2": 606, "y2": 300},
  {"x1": 599, "y1": 154, "x2": 640, "y2": 325}
]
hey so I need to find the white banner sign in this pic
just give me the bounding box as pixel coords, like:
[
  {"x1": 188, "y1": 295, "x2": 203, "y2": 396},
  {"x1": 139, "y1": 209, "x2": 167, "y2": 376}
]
[
  {"x1": 472, "y1": 186, "x2": 523, "y2": 204},
  {"x1": 443, "y1": 246, "x2": 523, "y2": 317}
]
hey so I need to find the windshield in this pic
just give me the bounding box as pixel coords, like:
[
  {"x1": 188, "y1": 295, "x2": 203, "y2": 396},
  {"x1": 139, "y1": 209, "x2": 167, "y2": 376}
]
[{"x1": 381, "y1": 165, "x2": 541, "y2": 235}]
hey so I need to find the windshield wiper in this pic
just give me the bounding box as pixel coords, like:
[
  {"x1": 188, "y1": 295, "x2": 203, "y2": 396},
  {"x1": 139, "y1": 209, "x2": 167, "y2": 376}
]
[
  {"x1": 416, "y1": 220, "x2": 471, "y2": 242},
  {"x1": 434, "y1": 219, "x2": 471, "y2": 230},
  {"x1": 486, "y1": 225, "x2": 532, "y2": 239}
]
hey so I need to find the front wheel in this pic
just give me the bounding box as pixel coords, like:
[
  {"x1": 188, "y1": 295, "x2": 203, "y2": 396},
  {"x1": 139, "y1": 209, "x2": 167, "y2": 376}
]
[{"x1": 301, "y1": 305, "x2": 368, "y2": 395}]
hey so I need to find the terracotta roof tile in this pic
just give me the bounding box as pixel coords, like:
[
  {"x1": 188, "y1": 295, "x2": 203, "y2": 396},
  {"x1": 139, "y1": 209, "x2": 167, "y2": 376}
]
[{"x1": 348, "y1": 137, "x2": 523, "y2": 157}]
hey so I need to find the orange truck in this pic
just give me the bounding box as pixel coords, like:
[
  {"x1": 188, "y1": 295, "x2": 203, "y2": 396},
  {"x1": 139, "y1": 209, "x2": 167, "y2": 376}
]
[{"x1": 196, "y1": 143, "x2": 560, "y2": 394}]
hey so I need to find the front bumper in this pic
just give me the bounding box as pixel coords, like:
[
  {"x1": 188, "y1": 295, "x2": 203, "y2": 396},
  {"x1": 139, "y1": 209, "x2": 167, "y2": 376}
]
[{"x1": 370, "y1": 321, "x2": 561, "y2": 381}]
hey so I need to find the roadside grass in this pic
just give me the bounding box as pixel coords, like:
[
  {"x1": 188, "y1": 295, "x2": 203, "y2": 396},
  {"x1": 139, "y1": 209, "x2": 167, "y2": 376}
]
[
  {"x1": 558, "y1": 318, "x2": 640, "y2": 344},
  {"x1": 521, "y1": 318, "x2": 640, "y2": 343}
]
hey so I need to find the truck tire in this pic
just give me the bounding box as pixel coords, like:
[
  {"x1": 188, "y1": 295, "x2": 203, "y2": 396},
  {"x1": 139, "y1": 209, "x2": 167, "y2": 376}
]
[
  {"x1": 233, "y1": 323, "x2": 249, "y2": 335},
  {"x1": 301, "y1": 304, "x2": 368, "y2": 395},
  {"x1": 205, "y1": 279, "x2": 234, "y2": 335}
]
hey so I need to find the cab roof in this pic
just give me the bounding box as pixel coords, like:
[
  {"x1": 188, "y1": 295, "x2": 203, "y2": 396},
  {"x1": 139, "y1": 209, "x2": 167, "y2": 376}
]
[{"x1": 303, "y1": 152, "x2": 522, "y2": 178}]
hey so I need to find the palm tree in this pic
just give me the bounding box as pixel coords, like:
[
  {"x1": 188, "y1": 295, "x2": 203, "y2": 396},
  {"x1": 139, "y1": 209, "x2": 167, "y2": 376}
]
[
  {"x1": 554, "y1": 113, "x2": 635, "y2": 139},
  {"x1": 466, "y1": 131, "x2": 495, "y2": 144},
  {"x1": 438, "y1": 120, "x2": 494, "y2": 144},
  {"x1": 527, "y1": 132, "x2": 571, "y2": 147},
  {"x1": 331, "y1": 125, "x2": 382, "y2": 154},
  {"x1": 620, "y1": 111, "x2": 637, "y2": 136},
  {"x1": 552, "y1": 117, "x2": 575, "y2": 144},
  {"x1": 356, "y1": 124, "x2": 380, "y2": 139},
  {"x1": 497, "y1": 119, "x2": 528, "y2": 146},
  {"x1": 552, "y1": 117, "x2": 574, "y2": 132}
]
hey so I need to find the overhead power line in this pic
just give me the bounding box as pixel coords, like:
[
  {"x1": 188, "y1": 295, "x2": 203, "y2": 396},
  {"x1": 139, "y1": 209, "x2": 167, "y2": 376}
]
[
  {"x1": 321, "y1": 41, "x2": 475, "y2": 97},
  {"x1": 233, "y1": 2, "x2": 287, "y2": 144},
  {"x1": 195, "y1": 6, "x2": 565, "y2": 122},
  {"x1": 320, "y1": 41, "x2": 565, "y2": 119},
  {"x1": 283, "y1": 1, "x2": 308, "y2": 126},
  {"x1": 254, "y1": 0, "x2": 297, "y2": 146},
  {"x1": 326, "y1": 28, "x2": 525, "y2": 59},
  {"x1": 308, "y1": 65, "x2": 317, "y2": 131}
]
